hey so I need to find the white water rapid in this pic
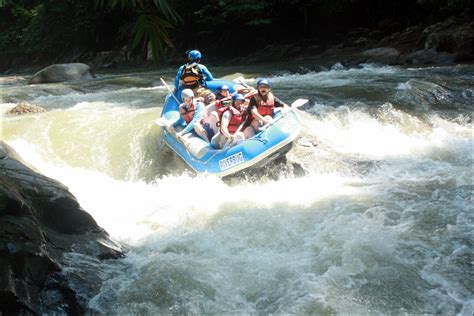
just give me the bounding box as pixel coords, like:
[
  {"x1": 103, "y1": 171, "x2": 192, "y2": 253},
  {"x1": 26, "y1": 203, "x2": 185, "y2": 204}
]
[{"x1": 1, "y1": 64, "x2": 473, "y2": 314}]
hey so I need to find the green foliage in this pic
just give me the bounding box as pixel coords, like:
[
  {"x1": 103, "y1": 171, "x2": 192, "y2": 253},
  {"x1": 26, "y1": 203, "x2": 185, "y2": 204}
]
[
  {"x1": 94, "y1": 0, "x2": 181, "y2": 61},
  {"x1": 1, "y1": 0, "x2": 472, "y2": 69},
  {"x1": 132, "y1": 13, "x2": 172, "y2": 60}
]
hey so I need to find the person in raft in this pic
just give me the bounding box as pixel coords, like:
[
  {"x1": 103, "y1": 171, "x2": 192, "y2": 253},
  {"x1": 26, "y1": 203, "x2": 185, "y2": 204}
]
[
  {"x1": 215, "y1": 84, "x2": 231, "y2": 100},
  {"x1": 248, "y1": 78, "x2": 290, "y2": 132},
  {"x1": 211, "y1": 94, "x2": 255, "y2": 149},
  {"x1": 174, "y1": 50, "x2": 214, "y2": 98},
  {"x1": 176, "y1": 89, "x2": 216, "y2": 142}
]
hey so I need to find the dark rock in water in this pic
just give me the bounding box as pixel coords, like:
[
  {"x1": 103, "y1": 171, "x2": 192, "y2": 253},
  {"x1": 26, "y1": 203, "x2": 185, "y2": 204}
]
[
  {"x1": 361, "y1": 47, "x2": 401, "y2": 65},
  {"x1": 405, "y1": 48, "x2": 456, "y2": 65},
  {"x1": 0, "y1": 141, "x2": 122, "y2": 314},
  {"x1": 6, "y1": 102, "x2": 46, "y2": 115},
  {"x1": 28, "y1": 63, "x2": 95, "y2": 84}
]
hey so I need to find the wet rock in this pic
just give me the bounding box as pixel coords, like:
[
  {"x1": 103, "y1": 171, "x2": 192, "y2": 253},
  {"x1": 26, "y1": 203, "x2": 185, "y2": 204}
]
[
  {"x1": 91, "y1": 51, "x2": 119, "y2": 69},
  {"x1": 0, "y1": 141, "x2": 122, "y2": 314},
  {"x1": 422, "y1": 18, "x2": 474, "y2": 61},
  {"x1": 362, "y1": 47, "x2": 401, "y2": 65},
  {"x1": 6, "y1": 102, "x2": 46, "y2": 115},
  {"x1": 354, "y1": 37, "x2": 369, "y2": 45},
  {"x1": 28, "y1": 63, "x2": 95, "y2": 84},
  {"x1": 405, "y1": 48, "x2": 456, "y2": 65}
]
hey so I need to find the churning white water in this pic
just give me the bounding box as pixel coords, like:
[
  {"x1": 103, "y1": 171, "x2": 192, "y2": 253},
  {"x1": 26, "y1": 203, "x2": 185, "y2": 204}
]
[{"x1": 1, "y1": 64, "x2": 473, "y2": 314}]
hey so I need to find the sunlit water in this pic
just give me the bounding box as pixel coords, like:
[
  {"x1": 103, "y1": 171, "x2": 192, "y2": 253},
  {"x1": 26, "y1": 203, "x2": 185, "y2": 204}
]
[{"x1": 1, "y1": 63, "x2": 473, "y2": 314}]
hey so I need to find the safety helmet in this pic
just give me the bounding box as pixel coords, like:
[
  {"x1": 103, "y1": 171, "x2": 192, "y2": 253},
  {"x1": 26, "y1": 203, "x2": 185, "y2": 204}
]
[
  {"x1": 232, "y1": 93, "x2": 245, "y2": 102},
  {"x1": 257, "y1": 78, "x2": 270, "y2": 88},
  {"x1": 219, "y1": 84, "x2": 229, "y2": 91},
  {"x1": 188, "y1": 50, "x2": 201, "y2": 61},
  {"x1": 181, "y1": 89, "x2": 194, "y2": 99}
]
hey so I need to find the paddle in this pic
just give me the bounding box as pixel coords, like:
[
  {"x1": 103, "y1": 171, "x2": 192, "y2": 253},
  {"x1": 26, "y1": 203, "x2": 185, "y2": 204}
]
[
  {"x1": 289, "y1": 98, "x2": 309, "y2": 109},
  {"x1": 258, "y1": 98, "x2": 309, "y2": 131},
  {"x1": 222, "y1": 119, "x2": 247, "y2": 149},
  {"x1": 160, "y1": 77, "x2": 181, "y2": 104},
  {"x1": 156, "y1": 77, "x2": 182, "y2": 129},
  {"x1": 233, "y1": 76, "x2": 250, "y2": 88}
]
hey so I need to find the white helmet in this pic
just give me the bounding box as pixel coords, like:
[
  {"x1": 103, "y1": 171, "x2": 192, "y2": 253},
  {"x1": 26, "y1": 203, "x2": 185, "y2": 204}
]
[{"x1": 181, "y1": 89, "x2": 194, "y2": 99}]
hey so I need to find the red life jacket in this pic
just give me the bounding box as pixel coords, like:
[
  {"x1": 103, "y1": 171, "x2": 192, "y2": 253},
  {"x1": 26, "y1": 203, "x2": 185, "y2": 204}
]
[
  {"x1": 180, "y1": 63, "x2": 202, "y2": 88},
  {"x1": 253, "y1": 92, "x2": 275, "y2": 117},
  {"x1": 179, "y1": 103, "x2": 195, "y2": 123},
  {"x1": 217, "y1": 104, "x2": 247, "y2": 135}
]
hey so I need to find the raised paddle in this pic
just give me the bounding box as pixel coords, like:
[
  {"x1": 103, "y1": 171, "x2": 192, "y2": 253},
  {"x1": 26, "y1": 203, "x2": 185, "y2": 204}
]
[
  {"x1": 156, "y1": 77, "x2": 182, "y2": 129},
  {"x1": 160, "y1": 77, "x2": 181, "y2": 104},
  {"x1": 233, "y1": 76, "x2": 250, "y2": 88}
]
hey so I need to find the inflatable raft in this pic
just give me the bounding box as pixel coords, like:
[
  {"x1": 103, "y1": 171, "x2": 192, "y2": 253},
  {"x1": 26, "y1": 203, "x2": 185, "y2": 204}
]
[{"x1": 158, "y1": 79, "x2": 303, "y2": 177}]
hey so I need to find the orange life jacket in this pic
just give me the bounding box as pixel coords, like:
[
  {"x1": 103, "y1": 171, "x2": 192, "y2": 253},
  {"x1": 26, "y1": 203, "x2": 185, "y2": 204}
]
[
  {"x1": 180, "y1": 63, "x2": 202, "y2": 88},
  {"x1": 179, "y1": 103, "x2": 195, "y2": 123},
  {"x1": 217, "y1": 104, "x2": 247, "y2": 135},
  {"x1": 253, "y1": 92, "x2": 275, "y2": 117}
]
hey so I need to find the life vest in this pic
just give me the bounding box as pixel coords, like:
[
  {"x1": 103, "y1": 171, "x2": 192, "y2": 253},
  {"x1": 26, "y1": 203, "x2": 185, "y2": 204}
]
[
  {"x1": 217, "y1": 105, "x2": 247, "y2": 135},
  {"x1": 214, "y1": 96, "x2": 232, "y2": 111},
  {"x1": 180, "y1": 63, "x2": 202, "y2": 88},
  {"x1": 253, "y1": 92, "x2": 275, "y2": 117},
  {"x1": 179, "y1": 103, "x2": 195, "y2": 123}
]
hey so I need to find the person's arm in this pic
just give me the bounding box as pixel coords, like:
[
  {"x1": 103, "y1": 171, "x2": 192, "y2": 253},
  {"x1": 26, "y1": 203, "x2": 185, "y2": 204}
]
[
  {"x1": 174, "y1": 65, "x2": 184, "y2": 90},
  {"x1": 199, "y1": 65, "x2": 214, "y2": 81},
  {"x1": 179, "y1": 102, "x2": 205, "y2": 135},
  {"x1": 274, "y1": 96, "x2": 289, "y2": 108},
  {"x1": 220, "y1": 111, "x2": 232, "y2": 138},
  {"x1": 249, "y1": 98, "x2": 273, "y2": 124},
  {"x1": 251, "y1": 107, "x2": 272, "y2": 124},
  {"x1": 274, "y1": 96, "x2": 290, "y2": 115}
]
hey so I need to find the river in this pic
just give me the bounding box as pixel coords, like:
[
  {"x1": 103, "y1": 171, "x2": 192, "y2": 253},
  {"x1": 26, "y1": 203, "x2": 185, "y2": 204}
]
[{"x1": 1, "y1": 62, "x2": 473, "y2": 314}]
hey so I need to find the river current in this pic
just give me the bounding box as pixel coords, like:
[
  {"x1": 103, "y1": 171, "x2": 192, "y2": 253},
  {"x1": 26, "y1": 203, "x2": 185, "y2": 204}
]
[{"x1": 1, "y1": 63, "x2": 473, "y2": 314}]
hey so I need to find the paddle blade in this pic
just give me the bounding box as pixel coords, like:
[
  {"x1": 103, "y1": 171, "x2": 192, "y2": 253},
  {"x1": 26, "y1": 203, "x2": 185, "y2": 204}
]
[
  {"x1": 232, "y1": 76, "x2": 245, "y2": 83},
  {"x1": 291, "y1": 98, "x2": 309, "y2": 108},
  {"x1": 232, "y1": 76, "x2": 251, "y2": 88},
  {"x1": 155, "y1": 117, "x2": 169, "y2": 127}
]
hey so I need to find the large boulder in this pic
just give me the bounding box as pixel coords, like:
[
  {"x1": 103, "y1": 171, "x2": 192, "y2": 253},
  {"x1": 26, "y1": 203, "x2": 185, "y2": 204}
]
[
  {"x1": 361, "y1": 47, "x2": 401, "y2": 64},
  {"x1": 0, "y1": 141, "x2": 122, "y2": 314},
  {"x1": 405, "y1": 48, "x2": 456, "y2": 65},
  {"x1": 28, "y1": 63, "x2": 95, "y2": 84}
]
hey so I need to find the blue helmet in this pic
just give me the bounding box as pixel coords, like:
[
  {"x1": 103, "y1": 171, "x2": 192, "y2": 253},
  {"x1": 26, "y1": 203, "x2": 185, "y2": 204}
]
[
  {"x1": 232, "y1": 93, "x2": 245, "y2": 102},
  {"x1": 219, "y1": 84, "x2": 229, "y2": 91},
  {"x1": 188, "y1": 50, "x2": 201, "y2": 61},
  {"x1": 257, "y1": 78, "x2": 270, "y2": 88}
]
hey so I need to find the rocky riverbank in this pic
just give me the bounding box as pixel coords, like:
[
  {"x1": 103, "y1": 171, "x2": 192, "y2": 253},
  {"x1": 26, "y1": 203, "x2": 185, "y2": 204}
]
[
  {"x1": 0, "y1": 141, "x2": 123, "y2": 314},
  {"x1": 1, "y1": 15, "x2": 472, "y2": 77},
  {"x1": 69, "y1": 14, "x2": 474, "y2": 71},
  {"x1": 231, "y1": 15, "x2": 473, "y2": 68}
]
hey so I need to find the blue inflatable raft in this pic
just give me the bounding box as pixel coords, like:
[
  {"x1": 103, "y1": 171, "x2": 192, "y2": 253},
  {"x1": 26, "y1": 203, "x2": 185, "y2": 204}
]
[{"x1": 158, "y1": 79, "x2": 303, "y2": 177}]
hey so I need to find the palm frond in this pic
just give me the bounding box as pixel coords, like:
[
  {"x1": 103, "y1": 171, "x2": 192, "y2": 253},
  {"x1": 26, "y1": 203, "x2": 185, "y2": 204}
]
[{"x1": 131, "y1": 13, "x2": 173, "y2": 60}]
